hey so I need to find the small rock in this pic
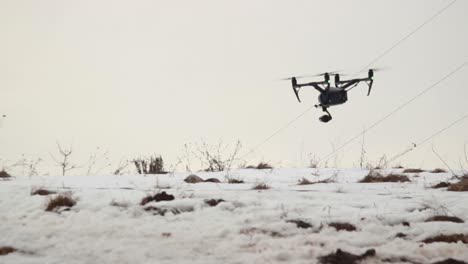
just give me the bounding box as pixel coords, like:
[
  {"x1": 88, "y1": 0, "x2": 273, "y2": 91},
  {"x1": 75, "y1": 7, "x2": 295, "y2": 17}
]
[{"x1": 204, "y1": 199, "x2": 225, "y2": 207}]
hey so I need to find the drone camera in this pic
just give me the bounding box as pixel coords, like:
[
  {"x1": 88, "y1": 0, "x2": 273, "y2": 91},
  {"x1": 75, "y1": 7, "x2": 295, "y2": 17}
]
[{"x1": 368, "y1": 69, "x2": 374, "y2": 80}]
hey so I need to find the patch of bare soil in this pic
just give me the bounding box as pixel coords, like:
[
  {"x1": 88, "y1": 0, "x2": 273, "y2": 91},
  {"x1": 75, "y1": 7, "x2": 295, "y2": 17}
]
[
  {"x1": 239, "y1": 227, "x2": 284, "y2": 238},
  {"x1": 422, "y1": 234, "x2": 468, "y2": 244},
  {"x1": 425, "y1": 215, "x2": 464, "y2": 223},
  {"x1": 31, "y1": 188, "x2": 56, "y2": 196},
  {"x1": 328, "y1": 222, "x2": 356, "y2": 232},
  {"x1": 0, "y1": 246, "x2": 16, "y2": 256},
  {"x1": 319, "y1": 249, "x2": 375, "y2": 264},
  {"x1": 432, "y1": 259, "x2": 468, "y2": 264},
  {"x1": 204, "y1": 199, "x2": 224, "y2": 207},
  {"x1": 286, "y1": 219, "x2": 313, "y2": 229},
  {"x1": 140, "y1": 191, "x2": 174, "y2": 206},
  {"x1": 227, "y1": 178, "x2": 244, "y2": 184},
  {"x1": 0, "y1": 170, "x2": 11, "y2": 179},
  {"x1": 430, "y1": 168, "x2": 447, "y2": 173},
  {"x1": 403, "y1": 168, "x2": 425, "y2": 173},
  {"x1": 45, "y1": 194, "x2": 76, "y2": 212},
  {"x1": 431, "y1": 182, "x2": 450, "y2": 189}
]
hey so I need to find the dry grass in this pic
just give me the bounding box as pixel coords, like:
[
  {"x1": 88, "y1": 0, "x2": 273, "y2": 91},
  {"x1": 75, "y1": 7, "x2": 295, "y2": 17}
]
[
  {"x1": 31, "y1": 188, "x2": 56, "y2": 196},
  {"x1": 246, "y1": 162, "x2": 273, "y2": 170},
  {"x1": 403, "y1": 168, "x2": 425, "y2": 173},
  {"x1": 328, "y1": 222, "x2": 357, "y2": 232},
  {"x1": 298, "y1": 176, "x2": 336, "y2": 185},
  {"x1": 422, "y1": 234, "x2": 468, "y2": 244},
  {"x1": 431, "y1": 168, "x2": 448, "y2": 173},
  {"x1": 287, "y1": 219, "x2": 313, "y2": 229},
  {"x1": 252, "y1": 183, "x2": 270, "y2": 190},
  {"x1": 447, "y1": 178, "x2": 468, "y2": 192},
  {"x1": 240, "y1": 227, "x2": 284, "y2": 238},
  {"x1": 0, "y1": 246, "x2": 17, "y2": 256},
  {"x1": 46, "y1": 194, "x2": 76, "y2": 212},
  {"x1": 359, "y1": 172, "x2": 410, "y2": 183},
  {"x1": 227, "y1": 178, "x2": 245, "y2": 184},
  {"x1": 425, "y1": 215, "x2": 464, "y2": 223},
  {"x1": 0, "y1": 170, "x2": 11, "y2": 179}
]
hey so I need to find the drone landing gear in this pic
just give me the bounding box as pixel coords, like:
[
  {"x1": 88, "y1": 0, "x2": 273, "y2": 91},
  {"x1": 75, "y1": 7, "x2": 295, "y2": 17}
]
[{"x1": 319, "y1": 107, "x2": 332, "y2": 123}]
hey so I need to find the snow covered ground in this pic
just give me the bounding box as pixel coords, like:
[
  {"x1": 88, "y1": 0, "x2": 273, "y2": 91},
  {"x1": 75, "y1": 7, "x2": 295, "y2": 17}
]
[{"x1": 1, "y1": 168, "x2": 467, "y2": 264}]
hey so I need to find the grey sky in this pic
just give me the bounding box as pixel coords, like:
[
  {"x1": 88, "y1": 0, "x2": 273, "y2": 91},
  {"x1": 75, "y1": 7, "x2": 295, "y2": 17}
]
[{"x1": 1, "y1": 0, "x2": 468, "y2": 174}]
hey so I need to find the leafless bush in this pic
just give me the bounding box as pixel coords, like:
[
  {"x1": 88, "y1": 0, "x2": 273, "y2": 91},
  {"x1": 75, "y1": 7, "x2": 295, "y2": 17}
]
[
  {"x1": 328, "y1": 222, "x2": 357, "y2": 232},
  {"x1": 85, "y1": 147, "x2": 111, "y2": 175},
  {"x1": 447, "y1": 178, "x2": 468, "y2": 192},
  {"x1": 133, "y1": 155, "x2": 167, "y2": 174},
  {"x1": 246, "y1": 162, "x2": 273, "y2": 170},
  {"x1": 359, "y1": 171, "x2": 410, "y2": 183},
  {"x1": 0, "y1": 170, "x2": 11, "y2": 179},
  {"x1": 308, "y1": 153, "x2": 319, "y2": 168},
  {"x1": 31, "y1": 188, "x2": 56, "y2": 196},
  {"x1": 50, "y1": 143, "x2": 79, "y2": 176},
  {"x1": 226, "y1": 177, "x2": 244, "y2": 184},
  {"x1": 46, "y1": 194, "x2": 76, "y2": 212},
  {"x1": 252, "y1": 183, "x2": 270, "y2": 190},
  {"x1": 194, "y1": 140, "x2": 242, "y2": 172}
]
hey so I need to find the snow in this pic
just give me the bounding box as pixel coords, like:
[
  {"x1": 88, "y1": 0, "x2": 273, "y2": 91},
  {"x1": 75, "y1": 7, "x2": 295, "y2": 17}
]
[{"x1": 1, "y1": 168, "x2": 467, "y2": 263}]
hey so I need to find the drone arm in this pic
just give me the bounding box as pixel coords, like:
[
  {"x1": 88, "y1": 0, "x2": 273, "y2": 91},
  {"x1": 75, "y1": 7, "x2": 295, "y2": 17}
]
[{"x1": 297, "y1": 82, "x2": 326, "y2": 93}]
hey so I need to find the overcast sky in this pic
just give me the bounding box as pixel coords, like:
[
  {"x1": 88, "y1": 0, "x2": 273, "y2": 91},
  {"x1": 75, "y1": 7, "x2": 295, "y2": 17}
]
[{"x1": 1, "y1": 0, "x2": 468, "y2": 174}]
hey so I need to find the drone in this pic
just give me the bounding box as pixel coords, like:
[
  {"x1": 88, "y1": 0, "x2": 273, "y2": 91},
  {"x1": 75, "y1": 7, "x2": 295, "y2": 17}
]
[{"x1": 285, "y1": 69, "x2": 376, "y2": 122}]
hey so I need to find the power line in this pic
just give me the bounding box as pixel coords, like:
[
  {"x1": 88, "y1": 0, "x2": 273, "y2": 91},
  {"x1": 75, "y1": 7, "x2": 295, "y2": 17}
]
[
  {"x1": 387, "y1": 112, "x2": 468, "y2": 164},
  {"x1": 240, "y1": 0, "x2": 458, "y2": 159},
  {"x1": 319, "y1": 61, "x2": 468, "y2": 163}
]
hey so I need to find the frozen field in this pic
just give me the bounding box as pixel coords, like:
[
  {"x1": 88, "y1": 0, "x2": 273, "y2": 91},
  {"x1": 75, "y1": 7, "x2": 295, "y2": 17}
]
[{"x1": 1, "y1": 168, "x2": 467, "y2": 264}]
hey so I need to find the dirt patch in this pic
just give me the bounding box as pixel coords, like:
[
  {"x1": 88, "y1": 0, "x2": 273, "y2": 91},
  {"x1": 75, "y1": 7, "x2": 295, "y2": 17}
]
[
  {"x1": 31, "y1": 188, "x2": 56, "y2": 196},
  {"x1": 432, "y1": 259, "x2": 468, "y2": 264},
  {"x1": 140, "y1": 191, "x2": 174, "y2": 206},
  {"x1": 0, "y1": 246, "x2": 17, "y2": 256},
  {"x1": 395, "y1": 232, "x2": 407, "y2": 238},
  {"x1": 240, "y1": 227, "x2": 284, "y2": 238},
  {"x1": 448, "y1": 178, "x2": 468, "y2": 192},
  {"x1": 328, "y1": 222, "x2": 356, "y2": 232},
  {"x1": 144, "y1": 206, "x2": 180, "y2": 216},
  {"x1": 425, "y1": 215, "x2": 464, "y2": 223},
  {"x1": 204, "y1": 199, "x2": 225, "y2": 207},
  {"x1": 287, "y1": 219, "x2": 313, "y2": 229},
  {"x1": 422, "y1": 234, "x2": 468, "y2": 244},
  {"x1": 46, "y1": 194, "x2": 76, "y2": 212},
  {"x1": 204, "y1": 178, "x2": 221, "y2": 183},
  {"x1": 0, "y1": 170, "x2": 11, "y2": 179},
  {"x1": 403, "y1": 168, "x2": 425, "y2": 173},
  {"x1": 318, "y1": 248, "x2": 375, "y2": 264},
  {"x1": 252, "y1": 183, "x2": 270, "y2": 190},
  {"x1": 430, "y1": 168, "x2": 448, "y2": 173},
  {"x1": 359, "y1": 173, "x2": 410, "y2": 183},
  {"x1": 431, "y1": 182, "x2": 450, "y2": 189},
  {"x1": 227, "y1": 178, "x2": 244, "y2": 184}
]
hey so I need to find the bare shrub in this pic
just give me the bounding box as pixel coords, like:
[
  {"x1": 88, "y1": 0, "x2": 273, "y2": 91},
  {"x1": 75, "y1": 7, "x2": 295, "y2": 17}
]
[
  {"x1": 50, "y1": 143, "x2": 79, "y2": 176},
  {"x1": 46, "y1": 194, "x2": 76, "y2": 212},
  {"x1": 0, "y1": 170, "x2": 11, "y2": 179},
  {"x1": 252, "y1": 183, "x2": 270, "y2": 190},
  {"x1": 422, "y1": 234, "x2": 468, "y2": 244},
  {"x1": 246, "y1": 162, "x2": 273, "y2": 170},
  {"x1": 328, "y1": 222, "x2": 357, "y2": 232},
  {"x1": 133, "y1": 155, "x2": 167, "y2": 174},
  {"x1": 425, "y1": 215, "x2": 464, "y2": 223},
  {"x1": 240, "y1": 227, "x2": 283, "y2": 238},
  {"x1": 359, "y1": 171, "x2": 410, "y2": 183},
  {"x1": 227, "y1": 177, "x2": 244, "y2": 184},
  {"x1": 298, "y1": 176, "x2": 336, "y2": 185},
  {"x1": 431, "y1": 168, "x2": 447, "y2": 173},
  {"x1": 194, "y1": 140, "x2": 242, "y2": 172},
  {"x1": 0, "y1": 246, "x2": 17, "y2": 256},
  {"x1": 403, "y1": 168, "x2": 425, "y2": 173},
  {"x1": 31, "y1": 188, "x2": 56, "y2": 196},
  {"x1": 447, "y1": 178, "x2": 468, "y2": 192}
]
